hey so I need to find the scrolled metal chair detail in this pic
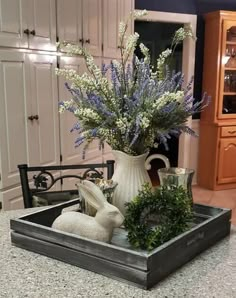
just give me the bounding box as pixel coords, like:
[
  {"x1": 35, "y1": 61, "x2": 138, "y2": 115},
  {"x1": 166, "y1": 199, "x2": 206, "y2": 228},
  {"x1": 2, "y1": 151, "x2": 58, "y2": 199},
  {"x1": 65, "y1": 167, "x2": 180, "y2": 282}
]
[
  {"x1": 18, "y1": 161, "x2": 115, "y2": 208},
  {"x1": 32, "y1": 168, "x2": 104, "y2": 192}
]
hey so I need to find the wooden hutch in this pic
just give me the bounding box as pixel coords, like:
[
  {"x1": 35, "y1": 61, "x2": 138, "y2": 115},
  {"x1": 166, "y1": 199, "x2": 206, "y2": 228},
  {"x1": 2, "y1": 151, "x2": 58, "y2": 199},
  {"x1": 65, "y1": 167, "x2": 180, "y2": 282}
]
[{"x1": 198, "y1": 11, "x2": 236, "y2": 190}]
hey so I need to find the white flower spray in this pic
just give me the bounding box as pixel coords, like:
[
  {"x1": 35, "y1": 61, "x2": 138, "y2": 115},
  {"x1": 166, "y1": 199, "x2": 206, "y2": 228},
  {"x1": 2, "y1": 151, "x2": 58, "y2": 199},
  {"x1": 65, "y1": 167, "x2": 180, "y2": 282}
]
[{"x1": 55, "y1": 10, "x2": 208, "y2": 156}]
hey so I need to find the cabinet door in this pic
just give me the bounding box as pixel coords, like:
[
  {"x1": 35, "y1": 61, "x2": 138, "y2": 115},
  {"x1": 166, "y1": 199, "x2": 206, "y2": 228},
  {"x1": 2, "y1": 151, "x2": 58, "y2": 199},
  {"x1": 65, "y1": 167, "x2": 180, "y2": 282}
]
[
  {"x1": 120, "y1": 0, "x2": 134, "y2": 36},
  {"x1": 57, "y1": 0, "x2": 83, "y2": 46},
  {"x1": 1, "y1": 185, "x2": 24, "y2": 211},
  {"x1": 218, "y1": 138, "x2": 236, "y2": 184},
  {"x1": 27, "y1": 53, "x2": 60, "y2": 166},
  {"x1": 0, "y1": 51, "x2": 30, "y2": 189},
  {"x1": 103, "y1": 0, "x2": 133, "y2": 59},
  {"x1": 0, "y1": 0, "x2": 28, "y2": 48},
  {"x1": 218, "y1": 20, "x2": 236, "y2": 120},
  {"x1": 58, "y1": 56, "x2": 85, "y2": 166},
  {"x1": 27, "y1": 0, "x2": 56, "y2": 51},
  {"x1": 58, "y1": 55, "x2": 103, "y2": 166},
  {"x1": 100, "y1": 57, "x2": 114, "y2": 162},
  {"x1": 58, "y1": 56, "x2": 103, "y2": 190},
  {"x1": 82, "y1": 0, "x2": 102, "y2": 57}
]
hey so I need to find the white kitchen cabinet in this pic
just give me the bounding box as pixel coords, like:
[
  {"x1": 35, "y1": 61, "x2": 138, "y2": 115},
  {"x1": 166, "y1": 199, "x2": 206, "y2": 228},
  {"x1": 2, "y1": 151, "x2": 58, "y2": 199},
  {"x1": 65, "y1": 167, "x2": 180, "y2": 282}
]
[
  {"x1": 57, "y1": 0, "x2": 102, "y2": 57},
  {"x1": 0, "y1": 185, "x2": 24, "y2": 211},
  {"x1": 57, "y1": 0, "x2": 82, "y2": 46},
  {"x1": 0, "y1": 0, "x2": 134, "y2": 209},
  {"x1": 58, "y1": 55, "x2": 103, "y2": 165},
  {"x1": 0, "y1": 50, "x2": 60, "y2": 193},
  {"x1": 103, "y1": 0, "x2": 134, "y2": 59},
  {"x1": 0, "y1": 174, "x2": 61, "y2": 210},
  {"x1": 27, "y1": 0, "x2": 57, "y2": 51},
  {"x1": 0, "y1": 0, "x2": 56, "y2": 50},
  {"x1": 58, "y1": 55, "x2": 86, "y2": 166},
  {"x1": 0, "y1": 51, "x2": 29, "y2": 189},
  {"x1": 58, "y1": 55, "x2": 103, "y2": 190},
  {"x1": 100, "y1": 57, "x2": 115, "y2": 162},
  {"x1": 0, "y1": 0, "x2": 28, "y2": 48},
  {"x1": 27, "y1": 53, "x2": 60, "y2": 166},
  {"x1": 57, "y1": 0, "x2": 134, "y2": 58}
]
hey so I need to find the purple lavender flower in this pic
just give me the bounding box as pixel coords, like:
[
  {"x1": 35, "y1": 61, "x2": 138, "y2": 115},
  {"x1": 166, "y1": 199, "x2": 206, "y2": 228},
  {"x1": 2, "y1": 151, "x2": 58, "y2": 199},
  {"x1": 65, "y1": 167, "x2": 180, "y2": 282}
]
[
  {"x1": 65, "y1": 82, "x2": 82, "y2": 103},
  {"x1": 110, "y1": 61, "x2": 121, "y2": 97},
  {"x1": 70, "y1": 121, "x2": 82, "y2": 133},
  {"x1": 130, "y1": 116, "x2": 141, "y2": 147},
  {"x1": 75, "y1": 135, "x2": 86, "y2": 147},
  {"x1": 101, "y1": 63, "x2": 111, "y2": 76},
  {"x1": 58, "y1": 30, "x2": 209, "y2": 157}
]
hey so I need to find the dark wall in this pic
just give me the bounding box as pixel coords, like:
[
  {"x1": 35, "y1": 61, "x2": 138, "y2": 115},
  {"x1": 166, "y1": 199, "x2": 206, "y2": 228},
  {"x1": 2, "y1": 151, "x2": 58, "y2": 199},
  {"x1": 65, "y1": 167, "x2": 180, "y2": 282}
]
[
  {"x1": 135, "y1": 0, "x2": 236, "y2": 117},
  {"x1": 135, "y1": 0, "x2": 197, "y2": 14},
  {"x1": 197, "y1": 0, "x2": 236, "y2": 15},
  {"x1": 135, "y1": 0, "x2": 236, "y2": 15}
]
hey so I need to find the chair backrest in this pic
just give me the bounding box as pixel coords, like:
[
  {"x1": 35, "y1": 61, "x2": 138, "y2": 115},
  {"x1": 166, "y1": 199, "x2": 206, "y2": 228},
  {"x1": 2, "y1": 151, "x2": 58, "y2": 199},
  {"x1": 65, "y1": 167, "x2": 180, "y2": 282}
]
[{"x1": 18, "y1": 161, "x2": 115, "y2": 208}]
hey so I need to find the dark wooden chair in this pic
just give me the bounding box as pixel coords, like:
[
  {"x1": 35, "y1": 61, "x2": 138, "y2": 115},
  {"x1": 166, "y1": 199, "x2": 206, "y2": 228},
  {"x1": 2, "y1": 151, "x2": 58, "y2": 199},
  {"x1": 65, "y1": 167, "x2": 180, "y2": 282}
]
[{"x1": 18, "y1": 161, "x2": 115, "y2": 208}]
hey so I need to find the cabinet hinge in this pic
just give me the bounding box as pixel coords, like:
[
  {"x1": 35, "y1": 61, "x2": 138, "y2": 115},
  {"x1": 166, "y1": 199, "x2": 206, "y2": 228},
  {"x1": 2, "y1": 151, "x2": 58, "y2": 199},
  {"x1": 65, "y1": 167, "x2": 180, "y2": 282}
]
[
  {"x1": 56, "y1": 36, "x2": 59, "y2": 43},
  {"x1": 57, "y1": 61, "x2": 60, "y2": 69}
]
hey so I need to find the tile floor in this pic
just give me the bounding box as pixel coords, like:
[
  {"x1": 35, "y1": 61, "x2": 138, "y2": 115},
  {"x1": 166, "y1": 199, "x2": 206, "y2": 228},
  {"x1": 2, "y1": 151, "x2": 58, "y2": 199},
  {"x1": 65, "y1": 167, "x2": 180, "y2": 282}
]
[{"x1": 192, "y1": 185, "x2": 236, "y2": 225}]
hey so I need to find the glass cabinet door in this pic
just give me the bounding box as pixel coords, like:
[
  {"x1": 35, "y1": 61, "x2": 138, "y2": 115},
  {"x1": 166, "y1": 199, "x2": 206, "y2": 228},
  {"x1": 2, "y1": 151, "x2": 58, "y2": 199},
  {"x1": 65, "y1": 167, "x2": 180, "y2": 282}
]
[{"x1": 219, "y1": 20, "x2": 236, "y2": 118}]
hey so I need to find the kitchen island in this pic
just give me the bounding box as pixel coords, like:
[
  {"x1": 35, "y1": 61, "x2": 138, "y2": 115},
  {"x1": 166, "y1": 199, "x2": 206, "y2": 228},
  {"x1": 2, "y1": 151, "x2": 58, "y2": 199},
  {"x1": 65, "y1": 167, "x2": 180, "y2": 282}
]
[{"x1": 1, "y1": 208, "x2": 236, "y2": 298}]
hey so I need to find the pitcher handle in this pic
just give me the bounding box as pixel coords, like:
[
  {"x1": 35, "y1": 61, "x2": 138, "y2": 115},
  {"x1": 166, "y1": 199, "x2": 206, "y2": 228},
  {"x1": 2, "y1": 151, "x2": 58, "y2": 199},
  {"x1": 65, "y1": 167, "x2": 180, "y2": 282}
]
[{"x1": 145, "y1": 154, "x2": 170, "y2": 170}]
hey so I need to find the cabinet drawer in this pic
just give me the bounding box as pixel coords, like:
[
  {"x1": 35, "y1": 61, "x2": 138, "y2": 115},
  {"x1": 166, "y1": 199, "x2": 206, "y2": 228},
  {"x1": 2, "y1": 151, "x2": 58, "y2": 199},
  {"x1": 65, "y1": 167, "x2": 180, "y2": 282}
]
[{"x1": 221, "y1": 126, "x2": 236, "y2": 137}]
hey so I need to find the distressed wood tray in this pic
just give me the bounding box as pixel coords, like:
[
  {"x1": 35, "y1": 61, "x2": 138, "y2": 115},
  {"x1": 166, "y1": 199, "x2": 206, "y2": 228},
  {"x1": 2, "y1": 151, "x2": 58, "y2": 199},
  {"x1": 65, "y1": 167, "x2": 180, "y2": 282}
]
[{"x1": 10, "y1": 199, "x2": 231, "y2": 289}]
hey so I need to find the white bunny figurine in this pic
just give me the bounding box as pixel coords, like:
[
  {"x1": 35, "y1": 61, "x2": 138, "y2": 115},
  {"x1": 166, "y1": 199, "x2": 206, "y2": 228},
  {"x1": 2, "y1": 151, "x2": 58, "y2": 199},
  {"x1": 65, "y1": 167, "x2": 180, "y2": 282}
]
[{"x1": 51, "y1": 180, "x2": 124, "y2": 243}]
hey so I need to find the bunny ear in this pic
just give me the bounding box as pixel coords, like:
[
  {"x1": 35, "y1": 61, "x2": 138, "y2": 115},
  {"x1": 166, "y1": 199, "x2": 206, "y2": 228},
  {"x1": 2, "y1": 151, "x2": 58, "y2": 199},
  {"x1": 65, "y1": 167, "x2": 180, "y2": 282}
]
[{"x1": 78, "y1": 180, "x2": 107, "y2": 210}]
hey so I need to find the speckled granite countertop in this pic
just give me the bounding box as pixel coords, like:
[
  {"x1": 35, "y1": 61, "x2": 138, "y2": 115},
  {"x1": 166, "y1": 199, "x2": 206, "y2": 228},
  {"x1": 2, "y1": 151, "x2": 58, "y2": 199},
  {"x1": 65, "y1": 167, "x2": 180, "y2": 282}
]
[{"x1": 1, "y1": 208, "x2": 236, "y2": 298}]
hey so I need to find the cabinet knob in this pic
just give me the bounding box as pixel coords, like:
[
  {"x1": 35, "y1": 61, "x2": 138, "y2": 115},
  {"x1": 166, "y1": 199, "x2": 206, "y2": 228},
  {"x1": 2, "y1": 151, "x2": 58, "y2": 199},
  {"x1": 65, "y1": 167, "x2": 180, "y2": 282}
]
[
  {"x1": 23, "y1": 29, "x2": 30, "y2": 35},
  {"x1": 79, "y1": 38, "x2": 84, "y2": 44},
  {"x1": 85, "y1": 39, "x2": 90, "y2": 44},
  {"x1": 30, "y1": 30, "x2": 36, "y2": 36},
  {"x1": 28, "y1": 115, "x2": 39, "y2": 121}
]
